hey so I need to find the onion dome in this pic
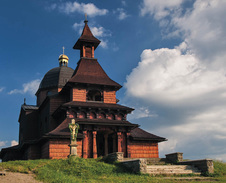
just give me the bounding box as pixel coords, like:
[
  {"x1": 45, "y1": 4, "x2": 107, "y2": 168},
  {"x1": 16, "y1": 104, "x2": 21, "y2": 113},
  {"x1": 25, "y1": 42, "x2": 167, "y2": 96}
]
[{"x1": 59, "y1": 54, "x2": 69, "y2": 67}]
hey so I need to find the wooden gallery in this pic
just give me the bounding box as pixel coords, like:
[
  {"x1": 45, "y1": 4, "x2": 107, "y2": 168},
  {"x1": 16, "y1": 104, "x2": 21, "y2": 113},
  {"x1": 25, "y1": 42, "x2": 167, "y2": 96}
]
[{"x1": 0, "y1": 19, "x2": 166, "y2": 161}]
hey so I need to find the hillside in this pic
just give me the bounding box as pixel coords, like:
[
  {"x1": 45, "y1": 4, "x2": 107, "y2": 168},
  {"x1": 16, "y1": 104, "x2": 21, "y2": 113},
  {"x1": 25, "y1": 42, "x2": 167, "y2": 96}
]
[{"x1": 0, "y1": 158, "x2": 226, "y2": 183}]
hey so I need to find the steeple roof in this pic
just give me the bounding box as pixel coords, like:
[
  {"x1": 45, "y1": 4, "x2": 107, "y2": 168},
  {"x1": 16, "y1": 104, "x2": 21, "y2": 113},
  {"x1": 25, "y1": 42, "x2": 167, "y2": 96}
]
[
  {"x1": 68, "y1": 58, "x2": 122, "y2": 89},
  {"x1": 73, "y1": 20, "x2": 100, "y2": 50}
]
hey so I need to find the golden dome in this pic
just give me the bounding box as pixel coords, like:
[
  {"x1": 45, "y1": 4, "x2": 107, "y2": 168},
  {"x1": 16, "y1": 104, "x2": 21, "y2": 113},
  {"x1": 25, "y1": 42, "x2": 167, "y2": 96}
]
[{"x1": 59, "y1": 54, "x2": 69, "y2": 67}]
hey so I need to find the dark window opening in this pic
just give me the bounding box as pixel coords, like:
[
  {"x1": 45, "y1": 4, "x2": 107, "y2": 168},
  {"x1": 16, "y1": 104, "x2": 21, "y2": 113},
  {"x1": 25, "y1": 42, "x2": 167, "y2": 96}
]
[
  {"x1": 90, "y1": 112, "x2": 96, "y2": 119},
  {"x1": 108, "y1": 113, "x2": 115, "y2": 120},
  {"x1": 98, "y1": 112, "x2": 106, "y2": 119},
  {"x1": 87, "y1": 90, "x2": 102, "y2": 101}
]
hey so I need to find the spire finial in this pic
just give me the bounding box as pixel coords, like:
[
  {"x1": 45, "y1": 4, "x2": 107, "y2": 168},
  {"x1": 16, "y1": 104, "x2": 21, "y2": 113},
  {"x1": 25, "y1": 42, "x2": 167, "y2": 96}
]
[
  {"x1": 62, "y1": 46, "x2": 65, "y2": 55},
  {"x1": 84, "y1": 13, "x2": 88, "y2": 24},
  {"x1": 24, "y1": 98, "x2": 26, "y2": 105}
]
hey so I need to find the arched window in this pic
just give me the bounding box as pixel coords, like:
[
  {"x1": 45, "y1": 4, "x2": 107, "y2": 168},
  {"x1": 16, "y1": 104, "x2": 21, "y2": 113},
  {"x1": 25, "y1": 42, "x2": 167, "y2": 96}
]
[
  {"x1": 87, "y1": 90, "x2": 102, "y2": 101},
  {"x1": 90, "y1": 112, "x2": 96, "y2": 119},
  {"x1": 117, "y1": 113, "x2": 124, "y2": 120},
  {"x1": 79, "y1": 111, "x2": 86, "y2": 119},
  {"x1": 98, "y1": 112, "x2": 106, "y2": 119},
  {"x1": 108, "y1": 113, "x2": 115, "y2": 120}
]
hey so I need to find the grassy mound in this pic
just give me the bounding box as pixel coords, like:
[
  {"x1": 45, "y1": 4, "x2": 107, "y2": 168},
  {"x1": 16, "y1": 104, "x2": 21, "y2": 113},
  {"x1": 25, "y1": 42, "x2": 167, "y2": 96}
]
[{"x1": 1, "y1": 158, "x2": 226, "y2": 183}]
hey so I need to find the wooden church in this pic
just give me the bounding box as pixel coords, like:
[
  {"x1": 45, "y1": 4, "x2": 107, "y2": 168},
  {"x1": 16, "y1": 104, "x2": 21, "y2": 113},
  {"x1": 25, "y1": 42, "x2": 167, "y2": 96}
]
[{"x1": 0, "y1": 19, "x2": 166, "y2": 161}]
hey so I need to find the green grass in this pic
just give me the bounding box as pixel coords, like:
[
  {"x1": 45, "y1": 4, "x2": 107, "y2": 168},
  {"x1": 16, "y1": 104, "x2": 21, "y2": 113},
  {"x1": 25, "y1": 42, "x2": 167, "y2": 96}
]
[{"x1": 1, "y1": 158, "x2": 226, "y2": 183}]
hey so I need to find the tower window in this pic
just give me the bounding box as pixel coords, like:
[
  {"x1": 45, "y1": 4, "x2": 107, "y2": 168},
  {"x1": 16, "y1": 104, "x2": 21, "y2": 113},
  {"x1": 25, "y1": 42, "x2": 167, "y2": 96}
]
[{"x1": 87, "y1": 90, "x2": 102, "y2": 101}]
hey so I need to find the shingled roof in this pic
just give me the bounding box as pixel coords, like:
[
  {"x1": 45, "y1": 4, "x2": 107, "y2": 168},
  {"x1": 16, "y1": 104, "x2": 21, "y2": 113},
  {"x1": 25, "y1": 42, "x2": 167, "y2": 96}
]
[
  {"x1": 37, "y1": 66, "x2": 74, "y2": 94},
  {"x1": 61, "y1": 101, "x2": 133, "y2": 111},
  {"x1": 130, "y1": 128, "x2": 167, "y2": 142},
  {"x1": 47, "y1": 118, "x2": 138, "y2": 138},
  {"x1": 73, "y1": 20, "x2": 100, "y2": 50},
  {"x1": 68, "y1": 58, "x2": 122, "y2": 89}
]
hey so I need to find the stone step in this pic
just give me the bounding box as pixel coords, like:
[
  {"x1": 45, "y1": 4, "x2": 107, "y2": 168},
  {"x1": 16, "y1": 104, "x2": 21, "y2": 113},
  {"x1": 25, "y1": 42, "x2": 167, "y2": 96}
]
[{"x1": 146, "y1": 165, "x2": 201, "y2": 175}]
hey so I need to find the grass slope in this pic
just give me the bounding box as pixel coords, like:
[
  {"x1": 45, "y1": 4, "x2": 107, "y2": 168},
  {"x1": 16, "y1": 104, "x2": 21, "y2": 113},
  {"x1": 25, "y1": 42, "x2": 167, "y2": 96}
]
[{"x1": 1, "y1": 158, "x2": 226, "y2": 183}]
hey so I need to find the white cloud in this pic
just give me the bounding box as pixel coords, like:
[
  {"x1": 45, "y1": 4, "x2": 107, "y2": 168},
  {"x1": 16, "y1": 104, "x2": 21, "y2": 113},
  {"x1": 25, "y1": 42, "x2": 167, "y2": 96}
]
[
  {"x1": 114, "y1": 8, "x2": 129, "y2": 20},
  {"x1": 122, "y1": 1, "x2": 126, "y2": 6},
  {"x1": 140, "y1": 0, "x2": 183, "y2": 20},
  {"x1": 46, "y1": 3, "x2": 57, "y2": 11},
  {"x1": 124, "y1": 0, "x2": 226, "y2": 161},
  {"x1": 99, "y1": 39, "x2": 108, "y2": 49},
  {"x1": 125, "y1": 48, "x2": 226, "y2": 106},
  {"x1": 8, "y1": 79, "x2": 41, "y2": 95},
  {"x1": 73, "y1": 21, "x2": 84, "y2": 35},
  {"x1": 0, "y1": 141, "x2": 7, "y2": 147},
  {"x1": 59, "y1": 2, "x2": 108, "y2": 17},
  {"x1": 0, "y1": 87, "x2": 5, "y2": 92},
  {"x1": 11, "y1": 140, "x2": 18, "y2": 146},
  {"x1": 91, "y1": 27, "x2": 111, "y2": 37},
  {"x1": 128, "y1": 106, "x2": 158, "y2": 120}
]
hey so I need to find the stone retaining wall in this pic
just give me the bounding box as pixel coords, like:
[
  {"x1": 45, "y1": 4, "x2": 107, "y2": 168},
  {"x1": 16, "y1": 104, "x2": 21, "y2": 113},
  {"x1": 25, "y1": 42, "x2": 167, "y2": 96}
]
[
  {"x1": 103, "y1": 152, "x2": 124, "y2": 163},
  {"x1": 120, "y1": 159, "x2": 147, "y2": 173},
  {"x1": 178, "y1": 159, "x2": 214, "y2": 174},
  {"x1": 165, "y1": 152, "x2": 183, "y2": 163}
]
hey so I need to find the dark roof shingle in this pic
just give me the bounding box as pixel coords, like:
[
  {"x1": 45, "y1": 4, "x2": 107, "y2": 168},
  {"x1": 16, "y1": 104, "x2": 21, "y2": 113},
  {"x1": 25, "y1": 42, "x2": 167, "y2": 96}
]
[
  {"x1": 62, "y1": 101, "x2": 134, "y2": 111},
  {"x1": 68, "y1": 58, "x2": 122, "y2": 89}
]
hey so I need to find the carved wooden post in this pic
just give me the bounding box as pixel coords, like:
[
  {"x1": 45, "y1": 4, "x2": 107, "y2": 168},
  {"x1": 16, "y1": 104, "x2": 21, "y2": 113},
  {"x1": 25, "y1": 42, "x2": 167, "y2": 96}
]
[
  {"x1": 83, "y1": 130, "x2": 88, "y2": 159},
  {"x1": 117, "y1": 132, "x2": 122, "y2": 152},
  {"x1": 93, "y1": 131, "x2": 97, "y2": 159},
  {"x1": 126, "y1": 132, "x2": 131, "y2": 158}
]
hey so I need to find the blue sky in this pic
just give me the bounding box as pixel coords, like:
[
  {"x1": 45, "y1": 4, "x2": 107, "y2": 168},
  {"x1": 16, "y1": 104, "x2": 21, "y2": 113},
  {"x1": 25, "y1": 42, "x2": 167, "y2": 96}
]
[{"x1": 1, "y1": 0, "x2": 226, "y2": 161}]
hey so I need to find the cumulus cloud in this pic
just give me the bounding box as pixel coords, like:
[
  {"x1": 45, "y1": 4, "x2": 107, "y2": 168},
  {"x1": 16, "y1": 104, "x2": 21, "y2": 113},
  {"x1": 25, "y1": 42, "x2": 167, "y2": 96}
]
[
  {"x1": 114, "y1": 8, "x2": 129, "y2": 20},
  {"x1": 124, "y1": 0, "x2": 226, "y2": 161},
  {"x1": 0, "y1": 141, "x2": 7, "y2": 147},
  {"x1": 59, "y1": 2, "x2": 108, "y2": 17},
  {"x1": 11, "y1": 140, "x2": 18, "y2": 146},
  {"x1": 125, "y1": 48, "x2": 226, "y2": 106},
  {"x1": 140, "y1": 0, "x2": 183, "y2": 20},
  {"x1": 8, "y1": 79, "x2": 41, "y2": 95}
]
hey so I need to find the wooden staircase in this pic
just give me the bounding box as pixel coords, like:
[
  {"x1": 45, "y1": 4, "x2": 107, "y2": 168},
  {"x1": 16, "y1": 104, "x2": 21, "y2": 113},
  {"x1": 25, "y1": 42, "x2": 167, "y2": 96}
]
[{"x1": 146, "y1": 165, "x2": 201, "y2": 175}]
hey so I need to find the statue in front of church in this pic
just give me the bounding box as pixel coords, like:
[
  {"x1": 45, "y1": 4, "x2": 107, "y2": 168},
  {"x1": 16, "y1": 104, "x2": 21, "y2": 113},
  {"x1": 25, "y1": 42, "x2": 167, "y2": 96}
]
[
  {"x1": 68, "y1": 119, "x2": 79, "y2": 157},
  {"x1": 69, "y1": 119, "x2": 79, "y2": 141}
]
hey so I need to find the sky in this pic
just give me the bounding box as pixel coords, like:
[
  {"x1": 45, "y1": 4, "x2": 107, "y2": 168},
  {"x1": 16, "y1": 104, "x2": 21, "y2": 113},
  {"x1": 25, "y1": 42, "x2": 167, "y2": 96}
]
[{"x1": 0, "y1": 0, "x2": 226, "y2": 161}]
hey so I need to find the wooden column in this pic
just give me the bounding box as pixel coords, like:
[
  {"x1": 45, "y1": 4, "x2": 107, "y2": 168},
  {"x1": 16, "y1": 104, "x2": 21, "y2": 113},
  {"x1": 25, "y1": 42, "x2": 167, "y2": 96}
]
[
  {"x1": 126, "y1": 132, "x2": 131, "y2": 158},
  {"x1": 92, "y1": 46, "x2": 94, "y2": 58},
  {"x1": 93, "y1": 131, "x2": 97, "y2": 159},
  {"x1": 117, "y1": 132, "x2": 122, "y2": 152},
  {"x1": 83, "y1": 45, "x2": 86, "y2": 57},
  {"x1": 104, "y1": 134, "x2": 108, "y2": 156},
  {"x1": 83, "y1": 130, "x2": 88, "y2": 159}
]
